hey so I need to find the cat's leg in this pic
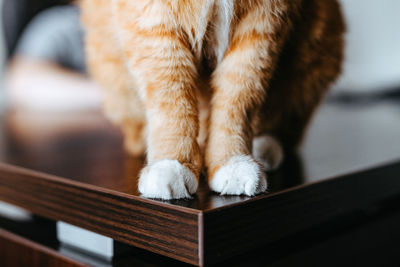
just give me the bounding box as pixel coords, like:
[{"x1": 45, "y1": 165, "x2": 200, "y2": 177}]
[
  {"x1": 253, "y1": 0, "x2": 345, "y2": 168},
  {"x1": 207, "y1": 66, "x2": 268, "y2": 196},
  {"x1": 83, "y1": 1, "x2": 146, "y2": 156},
  {"x1": 103, "y1": 88, "x2": 146, "y2": 156},
  {"x1": 136, "y1": 65, "x2": 201, "y2": 199},
  {"x1": 86, "y1": 37, "x2": 146, "y2": 157},
  {"x1": 112, "y1": 5, "x2": 202, "y2": 200},
  {"x1": 252, "y1": 135, "x2": 284, "y2": 172},
  {"x1": 206, "y1": 8, "x2": 294, "y2": 196}
]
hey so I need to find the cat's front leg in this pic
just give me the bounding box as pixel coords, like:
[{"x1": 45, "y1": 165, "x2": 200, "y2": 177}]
[
  {"x1": 135, "y1": 46, "x2": 202, "y2": 199},
  {"x1": 114, "y1": 24, "x2": 202, "y2": 200},
  {"x1": 206, "y1": 53, "x2": 268, "y2": 196},
  {"x1": 135, "y1": 45, "x2": 201, "y2": 199},
  {"x1": 206, "y1": 10, "x2": 291, "y2": 196}
]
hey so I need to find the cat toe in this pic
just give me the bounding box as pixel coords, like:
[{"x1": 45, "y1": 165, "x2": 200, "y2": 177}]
[
  {"x1": 252, "y1": 135, "x2": 284, "y2": 171},
  {"x1": 138, "y1": 160, "x2": 198, "y2": 200},
  {"x1": 209, "y1": 155, "x2": 267, "y2": 196}
]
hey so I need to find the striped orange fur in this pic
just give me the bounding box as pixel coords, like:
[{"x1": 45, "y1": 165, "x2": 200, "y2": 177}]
[{"x1": 81, "y1": 0, "x2": 344, "y2": 199}]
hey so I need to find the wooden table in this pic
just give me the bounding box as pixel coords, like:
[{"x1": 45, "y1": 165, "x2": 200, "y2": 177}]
[{"x1": 1, "y1": 98, "x2": 400, "y2": 266}]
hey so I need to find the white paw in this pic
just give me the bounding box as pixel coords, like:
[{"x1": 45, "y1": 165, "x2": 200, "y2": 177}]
[
  {"x1": 210, "y1": 155, "x2": 267, "y2": 196},
  {"x1": 138, "y1": 160, "x2": 198, "y2": 200},
  {"x1": 252, "y1": 135, "x2": 284, "y2": 171}
]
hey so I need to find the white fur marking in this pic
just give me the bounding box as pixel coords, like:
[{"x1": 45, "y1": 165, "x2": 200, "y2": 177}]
[
  {"x1": 210, "y1": 155, "x2": 267, "y2": 196},
  {"x1": 138, "y1": 160, "x2": 198, "y2": 200},
  {"x1": 213, "y1": 0, "x2": 235, "y2": 62},
  {"x1": 252, "y1": 135, "x2": 284, "y2": 171}
]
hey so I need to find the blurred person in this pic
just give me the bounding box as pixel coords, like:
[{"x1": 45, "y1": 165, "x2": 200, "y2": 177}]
[{"x1": 4, "y1": 0, "x2": 103, "y2": 112}]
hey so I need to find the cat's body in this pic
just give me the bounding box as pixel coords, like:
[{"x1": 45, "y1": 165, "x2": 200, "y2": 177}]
[{"x1": 81, "y1": 0, "x2": 344, "y2": 199}]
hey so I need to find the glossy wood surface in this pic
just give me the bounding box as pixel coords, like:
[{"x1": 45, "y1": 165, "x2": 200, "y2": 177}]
[
  {"x1": 2, "y1": 101, "x2": 400, "y2": 209},
  {"x1": 1, "y1": 99, "x2": 400, "y2": 265},
  {"x1": 2, "y1": 196, "x2": 400, "y2": 267},
  {"x1": 0, "y1": 228, "x2": 86, "y2": 267},
  {"x1": 0, "y1": 162, "x2": 200, "y2": 265}
]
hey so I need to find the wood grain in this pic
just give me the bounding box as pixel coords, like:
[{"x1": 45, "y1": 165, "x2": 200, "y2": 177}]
[
  {"x1": 1, "y1": 99, "x2": 400, "y2": 266},
  {"x1": 0, "y1": 163, "x2": 201, "y2": 265},
  {"x1": 202, "y1": 162, "x2": 400, "y2": 265},
  {"x1": 0, "y1": 228, "x2": 86, "y2": 267}
]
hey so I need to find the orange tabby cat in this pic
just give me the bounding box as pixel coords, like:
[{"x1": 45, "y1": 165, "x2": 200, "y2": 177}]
[{"x1": 81, "y1": 0, "x2": 344, "y2": 199}]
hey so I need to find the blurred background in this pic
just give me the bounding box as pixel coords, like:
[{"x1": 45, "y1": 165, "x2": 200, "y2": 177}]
[
  {"x1": 0, "y1": 2, "x2": 399, "y2": 265},
  {"x1": 0, "y1": 0, "x2": 400, "y2": 108},
  {"x1": 0, "y1": 0, "x2": 399, "y2": 182},
  {"x1": 0, "y1": 0, "x2": 5, "y2": 110},
  {"x1": 335, "y1": 0, "x2": 400, "y2": 92}
]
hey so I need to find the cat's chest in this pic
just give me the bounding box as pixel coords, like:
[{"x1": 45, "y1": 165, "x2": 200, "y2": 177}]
[{"x1": 193, "y1": 0, "x2": 235, "y2": 65}]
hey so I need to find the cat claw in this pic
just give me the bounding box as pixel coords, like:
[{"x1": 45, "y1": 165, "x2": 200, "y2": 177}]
[
  {"x1": 210, "y1": 155, "x2": 267, "y2": 196},
  {"x1": 138, "y1": 160, "x2": 198, "y2": 200}
]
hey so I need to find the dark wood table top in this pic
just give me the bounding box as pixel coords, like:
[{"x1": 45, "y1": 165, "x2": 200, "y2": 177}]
[
  {"x1": 1, "y1": 98, "x2": 400, "y2": 266},
  {"x1": 2, "y1": 100, "x2": 400, "y2": 208}
]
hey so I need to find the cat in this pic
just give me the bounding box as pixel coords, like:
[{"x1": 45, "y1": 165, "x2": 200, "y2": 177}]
[{"x1": 80, "y1": 0, "x2": 344, "y2": 199}]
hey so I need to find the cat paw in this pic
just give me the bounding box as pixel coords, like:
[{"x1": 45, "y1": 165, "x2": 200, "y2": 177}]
[
  {"x1": 209, "y1": 155, "x2": 267, "y2": 196},
  {"x1": 252, "y1": 135, "x2": 284, "y2": 171},
  {"x1": 138, "y1": 160, "x2": 198, "y2": 200}
]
